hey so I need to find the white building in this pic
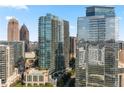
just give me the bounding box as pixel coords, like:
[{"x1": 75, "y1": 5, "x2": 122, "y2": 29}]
[
  {"x1": 24, "y1": 68, "x2": 49, "y2": 86},
  {"x1": 0, "y1": 45, "x2": 19, "y2": 87}
]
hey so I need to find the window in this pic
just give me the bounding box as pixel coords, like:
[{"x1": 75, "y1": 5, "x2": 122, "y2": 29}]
[
  {"x1": 39, "y1": 75, "x2": 44, "y2": 81},
  {"x1": 27, "y1": 75, "x2": 32, "y2": 81},
  {"x1": 33, "y1": 76, "x2": 37, "y2": 82}
]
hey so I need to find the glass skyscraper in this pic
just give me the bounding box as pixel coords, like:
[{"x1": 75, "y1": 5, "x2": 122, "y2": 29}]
[
  {"x1": 38, "y1": 13, "x2": 69, "y2": 73},
  {"x1": 76, "y1": 6, "x2": 119, "y2": 87},
  {"x1": 86, "y1": 6, "x2": 115, "y2": 17},
  {"x1": 77, "y1": 6, "x2": 119, "y2": 42}
]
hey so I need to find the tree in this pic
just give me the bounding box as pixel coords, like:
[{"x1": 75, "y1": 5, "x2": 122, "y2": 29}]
[
  {"x1": 45, "y1": 83, "x2": 53, "y2": 87},
  {"x1": 69, "y1": 57, "x2": 75, "y2": 69}
]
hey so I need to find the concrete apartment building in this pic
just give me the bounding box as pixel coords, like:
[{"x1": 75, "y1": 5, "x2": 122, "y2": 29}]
[{"x1": 0, "y1": 45, "x2": 19, "y2": 87}]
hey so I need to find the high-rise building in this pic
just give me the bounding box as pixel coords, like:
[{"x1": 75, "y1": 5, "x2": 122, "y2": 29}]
[
  {"x1": 77, "y1": 6, "x2": 119, "y2": 42},
  {"x1": 69, "y1": 37, "x2": 77, "y2": 60},
  {"x1": 20, "y1": 24, "x2": 29, "y2": 52},
  {"x1": 76, "y1": 41, "x2": 118, "y2": 87},
  {"x1": 63, "y1": 20, "x2": 70, "y2": 70},
  {"x1": 38, "y1": 13, "x2": 69, "y2": 73},
  {"x1": 0, "y1": 41, "x2": 25, "y2": 66},
  {"x1": 76, "y1": 6, "x2": 119, "y2": 87},
  {"x1": 86, "y1": 6, "x2": 115, "y2": 17},
  {"x1": 8, "y1": 18, "x2": 20, "y2": 42},
  {"x1": 0, "y1": 45, "x2": 14, "y2": 86}
]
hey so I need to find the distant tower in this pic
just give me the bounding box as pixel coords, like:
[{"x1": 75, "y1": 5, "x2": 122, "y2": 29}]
[
  {"x1": 20, "y1": 24, "x2": 29, "y2": 52},
  {"x1": 8, "y1": 18, "x2": 19, "y2": 41}
]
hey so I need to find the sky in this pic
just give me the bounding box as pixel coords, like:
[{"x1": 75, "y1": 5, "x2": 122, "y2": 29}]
[{"x1": 0, "y1": 5, "x2": 124, "y2": 41}]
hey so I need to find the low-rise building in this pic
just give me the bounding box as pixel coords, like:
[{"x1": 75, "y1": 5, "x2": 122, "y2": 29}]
[{"x1": 24, "y1": 68, "x2": 49, "y2": 86}]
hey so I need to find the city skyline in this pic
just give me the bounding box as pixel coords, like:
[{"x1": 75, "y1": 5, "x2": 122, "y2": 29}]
[
  {"x1": 0, "y1": 5, "x2": 124, "y2": 87},
  {"x1": 0, "y1": 5, "x2": 124, "y2": 41}
]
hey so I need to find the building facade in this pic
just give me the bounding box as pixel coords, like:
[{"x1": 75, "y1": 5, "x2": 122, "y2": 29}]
[
  {"x1": 69, "y1": 37, "x2": 77, "y2": 60},
  {"x1": 8, "y1": 18, "x2": 20, "y2": 42},
  {"x1": 118, "y1": 49, "x2": 124, "y2": 87},
  {"x1": 0, "y1": 45, "x2": 19, "y2": 86},
  {"x1": 0, "y1": 41, "x2": 25, "y2": 66},
  {"x1": 118, "y1": 41, "x2": 124, "y2": 87},
  {"x1": 63, "y1": 20, "x2": 70, "y2": 70},
  {"x1": 77, "y1": 6, "x2": 119, "y2": 42},
  {"x1": 25, "y1": 52, "x2": 36, "y2": 69},
  {"x1": 24, "y1": 68, "x2": 49, "y2": 86},
  {"x1": 76, "y1": 41, "x2": 118, "y2": 87},
  {"x1": 20, "y1": 24, "x2": 29, "y2": 52},
  {"x1": 76, "y1": 6, "x2": 119, "y2": 87},
  {"x1": 38, "y1": 13, "x2": 69, "y2": 73}
]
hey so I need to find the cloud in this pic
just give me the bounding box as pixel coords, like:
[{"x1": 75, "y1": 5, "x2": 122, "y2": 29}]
[
  {"x1": 0, "y1": 5, "x2": 28, "y2": 10},
  {"x1": 5, "y1": 16, "x2": 17, "y2": 21}
]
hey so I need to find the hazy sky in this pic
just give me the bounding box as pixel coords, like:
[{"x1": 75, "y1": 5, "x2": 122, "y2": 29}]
[{"x1": 0, "y1": 5, "x2": 124, "y2": 41}]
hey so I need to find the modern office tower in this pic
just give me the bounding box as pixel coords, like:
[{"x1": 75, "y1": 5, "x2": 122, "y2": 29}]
[
  {"x1": 0, "y1": 45, "x2": 14, "y2": 86},
  {"x1": 63, "y1": 20, "x2": 70, "y2": 70},
  {"x1": 86, "y1": 6, "x2": 115, "y2": 17},
  {"x1": 0, "y1": 41, "x2": 25, "y2": 66},
  {"x1": 77, "y1": 6, "x2": 119, "y2": 42},
  {"x1": 20, "y1": 24, "x2": 29, "y2": 52},
  {"x1": 69, "y1": 37, "x2": 77, "y2": 60},
  {"x1": 76, "y1": 6, "x2": 119, "y2": 87},
  {"x1": 8, "y1": 18, "x2": 20, "y2": 41},
  {"x1": 38, "y1": 13, "x2": 69, "y2": 73},
  {"x1": 76, "y1": 41, "x2": 118, "y2": 87}
]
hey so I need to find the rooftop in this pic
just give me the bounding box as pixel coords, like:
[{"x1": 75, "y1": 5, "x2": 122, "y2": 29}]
[
  {"x1": 86, "y1": 6, "x2": 115, "y2": 8},
  {"x1": 26, "y1": 68, "x2": 49, "y2": 76}
]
